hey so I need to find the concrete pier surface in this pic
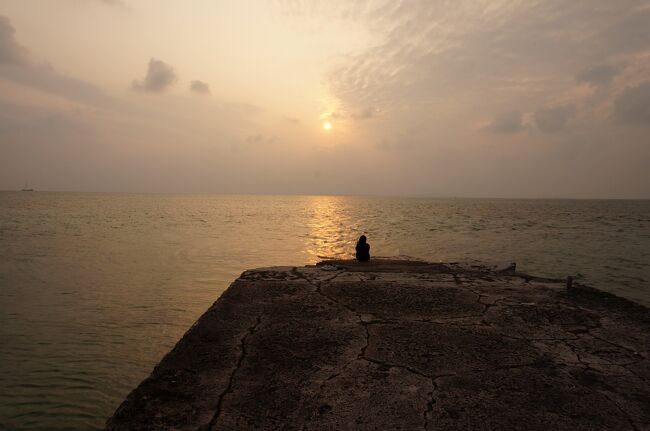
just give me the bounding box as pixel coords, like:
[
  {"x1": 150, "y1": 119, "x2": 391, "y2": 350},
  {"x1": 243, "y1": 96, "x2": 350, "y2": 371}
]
[{"x1": 106, "y1": 260, "x2": 650, "y2": 430}]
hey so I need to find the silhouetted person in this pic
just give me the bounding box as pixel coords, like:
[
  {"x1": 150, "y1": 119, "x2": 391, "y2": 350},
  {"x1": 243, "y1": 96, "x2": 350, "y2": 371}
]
[{"x1": 356, "y1": 235, "x2": 370, "y2": 262}]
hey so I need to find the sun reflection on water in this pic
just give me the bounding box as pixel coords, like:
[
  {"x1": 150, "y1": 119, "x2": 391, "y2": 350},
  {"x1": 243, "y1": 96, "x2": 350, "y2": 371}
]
[{"x1": 304, "y1": 196, "x2": 359, "y2": 262}]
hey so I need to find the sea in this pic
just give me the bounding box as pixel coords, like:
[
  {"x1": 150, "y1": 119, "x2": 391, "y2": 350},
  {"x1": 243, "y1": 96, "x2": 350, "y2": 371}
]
[{"x1": 1, "y1": 192, "x2": 649, "y2": 430}]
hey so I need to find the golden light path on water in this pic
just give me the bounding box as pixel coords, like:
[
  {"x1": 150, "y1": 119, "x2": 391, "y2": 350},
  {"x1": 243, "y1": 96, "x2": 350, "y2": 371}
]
[{"x1": 305, "y1": 195, "x2": 356, "y2": 261}]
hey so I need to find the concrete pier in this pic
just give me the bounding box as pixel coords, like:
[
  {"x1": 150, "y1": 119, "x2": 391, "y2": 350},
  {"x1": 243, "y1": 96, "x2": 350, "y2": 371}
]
[{"x1": 106, "y1": 260, "x2": 650, "y2": 430}]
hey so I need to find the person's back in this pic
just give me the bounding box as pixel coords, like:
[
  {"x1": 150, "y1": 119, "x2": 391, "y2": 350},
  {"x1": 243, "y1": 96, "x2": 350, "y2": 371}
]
[{"x1": 355, "y1": 235, "x2": 370, "y2": 262}]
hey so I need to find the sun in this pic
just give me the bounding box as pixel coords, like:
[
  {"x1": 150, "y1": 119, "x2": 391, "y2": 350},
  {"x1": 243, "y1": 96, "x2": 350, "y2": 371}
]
[{"x1": 323, "y1": 121, "x2": 332, "y2": 131}]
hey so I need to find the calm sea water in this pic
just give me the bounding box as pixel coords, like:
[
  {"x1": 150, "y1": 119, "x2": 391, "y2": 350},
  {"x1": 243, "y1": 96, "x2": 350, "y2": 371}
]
[{"x1": 1, "y1": 192, "x2": 649, "y2": 430}]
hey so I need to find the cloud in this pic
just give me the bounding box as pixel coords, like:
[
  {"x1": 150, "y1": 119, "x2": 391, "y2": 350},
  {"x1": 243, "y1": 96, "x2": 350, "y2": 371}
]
[
  {"x1": 0, "y1": 15, "x2": 28, "y2": 64},
  {"x1": 231, "y1": 133, "x2": 278, "y2": 153},
  {"x1": 284, "y1": 116, "x2": 301, "y2": 125},
  {"x1": 600, "y1": 7, "x2": 650, "y2": 54},
  {"x1": 576, "y1": 65, "x2": 620, "y2": 87},
  {"x1": 189, "y1": 79, "x2": 211, "y2": 95},
  {"x1": 0, "y1": 100, "x2": 88, "y2": 136},
  {"x1": 487, "y1": 111, "x2": 523, "y2": 134},
  {"x1": 351, "y1": 107, "x2": 376, "y2": 120},
  {"x1": 614, "y1": 81, "x2": 650, "y2": 125},
  {"x1": 132, "y1": 58, "x2": 177, "y2": 93},
  {"x1": 244, "y1": 133, "x2": 277, "y2": 145},
  {"x1": 3, "y1": 3, "x2": 650, "y2": 197},
  {"x1": 1, "y1": 63, "x2": 114, "y2": 107},
  {"x1": 0, "y1": 16, "x2": 114, "y2": 108},
  {"x1": 225, "y1": 101, "x2": 263, "y2": 115},
  {"x1": 375, "y1": 138, "x2": 414, "y2": 151},
  {"x1": 534, "y1": 105, "x2": 576, "y2": 133},
  {"x1": 315, "y1": 1, "x2": 650, "y2": 138},
  {"x1": 322, "y1": 107, "x2": 376, "y2": 122}
]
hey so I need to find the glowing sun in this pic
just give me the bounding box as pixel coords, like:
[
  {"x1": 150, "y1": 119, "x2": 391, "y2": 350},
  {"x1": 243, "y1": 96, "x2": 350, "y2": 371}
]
[{"x1": 323, "y1": 121, "x2": 332, "y2": 131}]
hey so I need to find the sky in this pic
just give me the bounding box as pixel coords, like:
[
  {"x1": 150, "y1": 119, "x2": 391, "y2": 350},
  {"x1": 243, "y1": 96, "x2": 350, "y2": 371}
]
[{"x1": 0, "y1": 0, "x2": 649, "y2": 198}]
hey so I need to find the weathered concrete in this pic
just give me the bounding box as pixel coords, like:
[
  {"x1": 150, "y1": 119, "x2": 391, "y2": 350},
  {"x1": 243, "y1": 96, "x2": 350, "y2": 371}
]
[{"x1": 106, "y1": 260, "x2": 650, "y2": 430}]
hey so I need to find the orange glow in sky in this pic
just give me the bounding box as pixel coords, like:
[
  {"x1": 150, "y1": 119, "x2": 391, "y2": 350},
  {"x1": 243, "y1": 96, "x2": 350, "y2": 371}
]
[{"x1": 0, "y1": 1, "x2": 649, "y2": 197}]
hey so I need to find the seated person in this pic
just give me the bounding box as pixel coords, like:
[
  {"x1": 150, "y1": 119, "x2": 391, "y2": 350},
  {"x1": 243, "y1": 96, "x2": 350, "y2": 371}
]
[{"x1": 355, "y1": 235, "x2": 370, "y2": 262}]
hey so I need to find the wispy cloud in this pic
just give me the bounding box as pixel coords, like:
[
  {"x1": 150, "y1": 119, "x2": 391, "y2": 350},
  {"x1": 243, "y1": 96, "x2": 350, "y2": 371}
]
[
  {"x1": 283, "y1": 116, "x2": 301, "y2": 125},
  {"x1": 0, "y1": 15, "x2": 113, "y2": 107},
  {"x1": 487, "y1": 111, "x2": 524, "y2": 135},
  {"x1": 315, "y1": 0, "x2": 650, "y2": 139},
  {"x1": 614, "y1": 81, "x2": 650, "y2": 125},
  {"x1": 96, "y1": 0, "x2": 123, "y2": 6},
  {"x1": 576, "y1": 65, "x2": 620, "y2": 87},
  {"x1": 0, "y1": 15, "x2": 29, "y2": 64},
  {"x1": 534, "y1": 105, "x2": 576, "y2": 133}
]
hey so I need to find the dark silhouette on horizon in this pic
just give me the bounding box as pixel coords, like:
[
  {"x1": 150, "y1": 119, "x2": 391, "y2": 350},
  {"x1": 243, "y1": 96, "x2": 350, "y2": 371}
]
[{"x1": 355, "y1": 235, "x2": 370, "y2": 262}]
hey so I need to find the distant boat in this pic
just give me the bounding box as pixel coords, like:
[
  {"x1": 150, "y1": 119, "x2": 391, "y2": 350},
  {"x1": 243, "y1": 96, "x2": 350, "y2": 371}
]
[{"x1": 21, "y1": 188, "x2": 34, "y2": 192}]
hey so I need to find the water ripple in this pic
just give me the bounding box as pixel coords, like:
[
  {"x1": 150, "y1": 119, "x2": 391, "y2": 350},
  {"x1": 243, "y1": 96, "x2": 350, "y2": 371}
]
[{"x1": 1, "y1": 193, "x2": 649, "y2": 430}]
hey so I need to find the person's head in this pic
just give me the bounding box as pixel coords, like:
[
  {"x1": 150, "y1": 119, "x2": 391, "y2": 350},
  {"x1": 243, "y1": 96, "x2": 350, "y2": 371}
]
[{"x1": 358, "y1": 235, "x2": 367, "y2": 244}]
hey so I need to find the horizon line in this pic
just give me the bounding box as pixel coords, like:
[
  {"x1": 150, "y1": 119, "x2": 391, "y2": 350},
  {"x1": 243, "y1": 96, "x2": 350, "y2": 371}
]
[{"x1": 1, "y1": 189, "x2": 649, "y2": 201}]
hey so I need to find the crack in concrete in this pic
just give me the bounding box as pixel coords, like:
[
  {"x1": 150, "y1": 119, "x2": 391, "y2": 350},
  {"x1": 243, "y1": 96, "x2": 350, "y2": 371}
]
[
  {"x1": 205, "y1": 315, "x2": 262, "y2": 431},
  {"x1": 301, "y1": 271, "x2": 646, "y2": 431},
  {"x1": 297, "y1": 269, "x2": 441, "y2": 430},
  {"x1": 623, "y1": 366, "x2": 650, "y2": 386},
  {"x1": 598, "y1": 391, "x2": 640, "y2": 431},
  {"x1": 561, "y1": 339, "x2": 605, "y2": 373},
  {"x1": 359, "y1": 316, "x2": 487, "y2": 327},
  {"x1": 497, "y1": 332, "x2": 580, "y2": 341},
  {"x1": 423, "y1": 390, "x2": 435, "y2": 431},
  {"x1": 291, "y1": 268, "x2": 353, "y2": 316},
  {"x1": 289, "y1": 267, "x2": 649, "y2": 430},
  {"x1": 555, "y1": 335, "x2": 648, "y2": 428},
  {"x1": 356, "y1": 355, "x2": 438, "y2": 431},
  {"x1": 291, "y1": 268, "x2": 367, "y2": 381},
  {"x1": 298, "y1": 268, "x2": 586, "y2": 430},
  {"x1": 590, "y1": 334, "x2": 648, "y2": 360},
  {"x1": 563, "y1": 355, "x2": 642, "y2": 431},
  {"x1": 320, "y1": 321, "x2": 370, "y2": 385},
  {"x1": 561, "y1": 334, "x2": 643, "y2": 368}
]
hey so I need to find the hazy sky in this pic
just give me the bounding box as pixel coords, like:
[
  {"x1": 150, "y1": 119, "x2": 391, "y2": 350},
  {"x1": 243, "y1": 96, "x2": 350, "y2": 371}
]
[{"x1": 1, "y1": 0, "x2": 649, "y2": 197}]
